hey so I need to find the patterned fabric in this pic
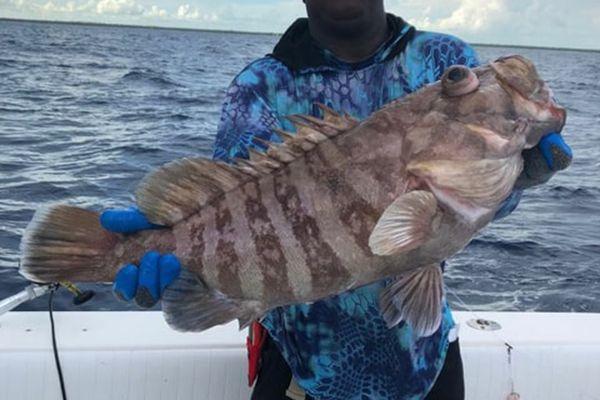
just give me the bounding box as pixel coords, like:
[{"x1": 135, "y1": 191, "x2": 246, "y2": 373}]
[{"x1": 212, "y1": 22, "x2": 513, "y2": 399}]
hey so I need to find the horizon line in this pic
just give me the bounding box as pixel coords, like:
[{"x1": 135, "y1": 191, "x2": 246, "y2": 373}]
[{"x1": 1, "y1": 17, "x2": 599, "y2": 54}]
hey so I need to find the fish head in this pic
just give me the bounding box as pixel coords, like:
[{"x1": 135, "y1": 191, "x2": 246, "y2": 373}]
[
  {"x1": 489, "y1": 55, "x2": 566, "y2": 147},
  {"x1": 436, "y1": 55, "x2": 566, "y2": 151},
  {"x1": 405, "y1": 56, "x2": 567, "y2": 226}
]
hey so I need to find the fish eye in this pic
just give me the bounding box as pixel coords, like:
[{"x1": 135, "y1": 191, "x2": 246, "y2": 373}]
[
  {"x1": 442, "y1": 65, "x2": 480, "y2": 97},
  {"x1": 447, "y1": 66, "x2": 468, "y2": 82}
]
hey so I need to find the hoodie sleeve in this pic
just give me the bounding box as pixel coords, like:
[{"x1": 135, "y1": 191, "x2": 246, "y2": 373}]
[
  {"x1": 494, "y1": 190, "x2": 524, "y2": 220},
  {"x1": 212, "y1": 58, "x2": 286, "y2": 162},
  {"x1": 431, "y1": 34, "x2": 481, "y2": 76},
  {"x1": 404, "y1": 31, "x2": 481, "y2": 89}
]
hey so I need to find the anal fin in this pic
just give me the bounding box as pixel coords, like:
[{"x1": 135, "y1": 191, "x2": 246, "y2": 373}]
[
  {"x1": 380, "y1": 264, "x2": 444, "y2": 337},
  {"x1": 162, "y1": 269, "x2": 243, "y2": 332}
]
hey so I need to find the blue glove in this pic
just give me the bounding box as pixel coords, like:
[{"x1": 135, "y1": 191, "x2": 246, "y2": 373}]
[
  {"x1": 495, "y1": 132, "x2": 572, "y2": 219},
  {"x1": 100, "y1": 206, "x2": 161, "y2": 233},
  {"x1": 538, "y1": 132, "x2": 573, "y2": 170},
  {"x1": 515, "y1": 132, "x2": 572, "y2": 189},
  {"x1": 101, "y1": 207, "x2": 181, "y2": 308}
]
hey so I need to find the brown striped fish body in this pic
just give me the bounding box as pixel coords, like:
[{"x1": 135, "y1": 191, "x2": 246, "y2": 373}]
[
  {"x1": 187, "y1": 137, "x2": 402, "y2": 305},
  {"x1": 20, "y1": 55, "x2": 567, "y2": 336}
]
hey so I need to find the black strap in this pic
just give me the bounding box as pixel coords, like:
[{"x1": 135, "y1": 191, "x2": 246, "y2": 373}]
[{"x1": 49, "y1": 287, "x2": 68, "y2": 400}]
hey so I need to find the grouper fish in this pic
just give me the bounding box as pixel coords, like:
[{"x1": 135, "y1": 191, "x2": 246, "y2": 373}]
[{"x1": 19, "y1": 55, "x2": 566, "y2": 337}]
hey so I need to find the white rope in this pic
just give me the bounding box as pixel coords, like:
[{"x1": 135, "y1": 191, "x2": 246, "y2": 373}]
[{"x1": 447, "y1": 289, "x2": 519, "y2": 399}]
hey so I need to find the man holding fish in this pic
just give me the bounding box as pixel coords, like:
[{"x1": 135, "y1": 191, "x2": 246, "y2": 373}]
[{"x1": 22, "y1": 1, "x2": 573, "y2": 399}]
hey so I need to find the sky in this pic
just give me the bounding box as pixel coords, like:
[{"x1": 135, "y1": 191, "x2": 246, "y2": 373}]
[{"x1": 1, "y1": 0, "x2": 599, "y2": 50}]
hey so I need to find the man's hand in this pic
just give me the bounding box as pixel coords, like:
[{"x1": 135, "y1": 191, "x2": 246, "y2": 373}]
[
  {"x1": 101, "y1": 207, "x2": 181, "y2": 308},
  {"x1": 515, "y1": 132, "x2": 573, "y2": 189},
  {"x1": 495, "y1": 132, "x2": 571, "y2": 220}
]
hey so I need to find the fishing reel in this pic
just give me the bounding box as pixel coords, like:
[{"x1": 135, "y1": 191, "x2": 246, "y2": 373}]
[
  {"x1": 0, "y1": 281, "x2": 95, "y2": 317},
  {"x1": 58, "y1": 281, "x2": 95, "y2": 306}
]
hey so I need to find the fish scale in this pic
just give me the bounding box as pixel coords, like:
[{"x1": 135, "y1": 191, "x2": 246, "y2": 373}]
[{"x1": 240, "y1": 181, "x2": 291, "y2": 300}]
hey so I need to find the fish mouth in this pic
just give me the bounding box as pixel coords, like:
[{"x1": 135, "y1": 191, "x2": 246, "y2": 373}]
[{"x1": 491, "y1": 61, "x2": 567, "y2": 135}]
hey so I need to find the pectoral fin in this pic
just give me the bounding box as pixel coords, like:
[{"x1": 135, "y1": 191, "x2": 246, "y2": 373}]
[
  {"x1": 380, "y1": 264, "x2": 444, "y2": 337},
  {"x1": 368, "y1": 190, "x2": 439, "y2": 256}
]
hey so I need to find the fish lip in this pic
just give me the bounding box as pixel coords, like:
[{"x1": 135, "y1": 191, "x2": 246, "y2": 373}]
[
  {"x1": 491, "y1": 62, "x2": 567, "y2": 132},
  {"x1": 544, "y1": 82, "x2": 568, "y2": 132}
]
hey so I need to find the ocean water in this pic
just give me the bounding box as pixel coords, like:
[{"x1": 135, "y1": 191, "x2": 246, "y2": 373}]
[{"x1": 0, "y1": 20, "x2": 598, "y2": 312}]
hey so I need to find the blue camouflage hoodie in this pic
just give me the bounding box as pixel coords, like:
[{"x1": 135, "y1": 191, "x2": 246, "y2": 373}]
[{"x1": 213, "y1": 15, "x2": 518, "y2": 400}]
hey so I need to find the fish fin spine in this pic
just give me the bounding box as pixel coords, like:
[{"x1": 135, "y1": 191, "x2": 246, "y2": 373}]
[
  {"x1": 380, "y1": 263, "x2": 444, "y2": 337},
  {"x1": 19, "y1": 204, "x2": 119, "y2": 283},
  {"x1": 254, "y1": 103, "x2": 358, "y2": 164},
  {"x1": 316, "y1": 102, "x2": 359, "y2": 128}
]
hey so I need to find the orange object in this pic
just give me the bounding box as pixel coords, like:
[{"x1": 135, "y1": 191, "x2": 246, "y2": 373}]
[{"x1": 247, "y1": 321, "x2": 267, "y2": 386}]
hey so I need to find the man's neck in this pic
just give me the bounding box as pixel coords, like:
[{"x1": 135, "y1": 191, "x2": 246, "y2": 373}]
[{"x1": 308, "y1": 13, "x2": 389, "y2": 64}]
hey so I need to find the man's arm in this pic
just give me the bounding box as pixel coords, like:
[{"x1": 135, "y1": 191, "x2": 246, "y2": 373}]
[{"x1": 213, "y1": 61, "x2": 285, "y2": 162}]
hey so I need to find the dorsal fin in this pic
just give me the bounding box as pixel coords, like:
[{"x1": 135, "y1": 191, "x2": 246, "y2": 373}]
[
  {"x1": 248, "y1": 147, "x2": 282, "y2": 171},
  {"x1": 258, "y1": 103, "x2": 358, "y2": 165},
  {"x1": 136, "y1": 104, "x2": 358, "y2": 226},
  {"x1": 136, "y1": 158, "x2": 249, "y2": 226},
  {"x1": 317, "y1": 103, "x2": 359, "y2": 129}
]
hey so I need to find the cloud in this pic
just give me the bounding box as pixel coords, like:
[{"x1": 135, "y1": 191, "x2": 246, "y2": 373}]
[
  {"x1": 389, "y1": 0, "x2": 600, "y2": 49},
  {"x1": 42, "y1": 1, "x2": 67, "y2": 11},
  {"x1": 30, "y1": 0, "x2": 167, "y2": 17},
  {"x1": 175, "y1": 3, "x2": 197, "y2": 19},
  {"x1": 174, "y1": 3, "x2": 217, "y2": 21},
  {"x1": 0, "y1": 0, "x2": 217, "y2": 22},
  {"x1": 41, "y1": 0, "x2": 93, "y2": 12},
  {"x1": 436, "y1": 0, "x2": 506, "y2": 31},
  {"x1": 145, "y1": 4, "x2": 166, "y2": 18},
  {"x1": 1, "y1": 0, "x2": 598, "y2": 50},
  {"x1": 0, "y1": 0, "x2": 26, "y2": 10},
  {"x1": 95, "y1": 0, "x2": 143, "y2": 15},
  {"x1": 212, "y1": 0, "x2": 304, "y2": 32},
  {"x1": 396, "y1": 0, "x2": 508, "y2": 33}
]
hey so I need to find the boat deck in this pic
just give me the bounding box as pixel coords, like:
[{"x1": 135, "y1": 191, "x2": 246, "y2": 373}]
[{"x1": 1, "y1": 311, "x2": 599, "y2": 399}]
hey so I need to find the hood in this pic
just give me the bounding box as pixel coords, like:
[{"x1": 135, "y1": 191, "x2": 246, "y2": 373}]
[{"x1": 270, "y1": 13, "x2": 415, "y2": 72}]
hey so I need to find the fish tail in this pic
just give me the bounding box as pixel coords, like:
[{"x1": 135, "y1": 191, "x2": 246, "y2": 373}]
[
  {"x1": 163, "y1": 268, "x2": 261, "y2": 332},
  {"x1": 19, "y1": 204, "x2": 120, "y2": 283}
]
